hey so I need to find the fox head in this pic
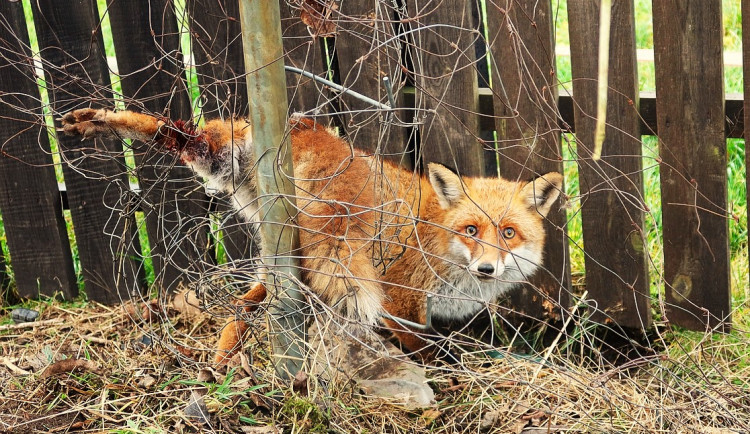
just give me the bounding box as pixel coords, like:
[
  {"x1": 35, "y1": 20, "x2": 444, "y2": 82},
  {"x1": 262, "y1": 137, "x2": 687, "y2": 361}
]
[{"x1": 425, "y1": 163, "x2": 563, "y2": 309}]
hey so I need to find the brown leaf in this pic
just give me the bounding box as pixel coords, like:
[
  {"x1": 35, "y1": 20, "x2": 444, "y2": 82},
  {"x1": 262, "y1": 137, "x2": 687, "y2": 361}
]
[
  {"x1": 240, "y1": 426, "x2": 281, "y2": 434},
  {"x1": 298, "y1": 0, "x2": 338, "y2": 37},
  {"x1": 171, "y1": 289, "x2": 203, "y2": 318},
  {"x1": 292, "y1": 370, "x2": 309, "y2": 396},
  {"x1": 40, "y1": 358, "x2": 99, "y2": 379},
  {"x1": 122, "y1": 299, "x2": 162, "y2": 323},
  {"x1": 137, "y1": 374, "x2": 156, "y2": 389},
  {"x1": 421, "y1": 409, "x2": 441, "y2": 426}
]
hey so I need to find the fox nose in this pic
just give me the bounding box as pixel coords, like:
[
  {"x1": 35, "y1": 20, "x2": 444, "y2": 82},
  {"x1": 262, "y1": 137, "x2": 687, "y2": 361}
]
[{"x1": 477, "y1": 263, "x2": 495, "y2": 275}]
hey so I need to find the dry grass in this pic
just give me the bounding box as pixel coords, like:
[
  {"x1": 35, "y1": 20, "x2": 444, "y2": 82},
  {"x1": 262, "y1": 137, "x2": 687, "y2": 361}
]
[{"x1": 1, "y1": 297, "x2": 749, "y2": 434}]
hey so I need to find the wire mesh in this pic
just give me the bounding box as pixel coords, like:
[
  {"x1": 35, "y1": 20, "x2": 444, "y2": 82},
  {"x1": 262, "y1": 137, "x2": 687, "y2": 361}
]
[{"x1": 0, "y1": 0, "x2": 748, "y2": 432}]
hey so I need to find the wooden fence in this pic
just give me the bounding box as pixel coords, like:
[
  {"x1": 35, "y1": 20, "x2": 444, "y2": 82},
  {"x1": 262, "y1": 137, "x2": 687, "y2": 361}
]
[{"x1": 0, "y1": 0, "x2": 742, "y2": 332}]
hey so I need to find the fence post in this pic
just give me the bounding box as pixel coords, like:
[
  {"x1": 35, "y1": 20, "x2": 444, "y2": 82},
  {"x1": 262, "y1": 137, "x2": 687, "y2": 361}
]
[{"x1": 237, "y1": 0, "x2": 305, "y2": 379}]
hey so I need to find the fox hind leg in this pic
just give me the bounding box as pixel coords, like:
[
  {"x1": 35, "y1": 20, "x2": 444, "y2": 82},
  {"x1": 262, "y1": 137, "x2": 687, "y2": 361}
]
[{"x1": 214, "y1": 281, "x2": 267, "y2": 365}]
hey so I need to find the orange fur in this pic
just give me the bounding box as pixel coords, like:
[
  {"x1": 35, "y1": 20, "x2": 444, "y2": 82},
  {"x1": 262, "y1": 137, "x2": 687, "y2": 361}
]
[
  {"x1": 214, "y1": 282, "x2": 267, "y2": 365},
  {"x1": 62, "y1": 109, "x2": 563, "y2": 362}
]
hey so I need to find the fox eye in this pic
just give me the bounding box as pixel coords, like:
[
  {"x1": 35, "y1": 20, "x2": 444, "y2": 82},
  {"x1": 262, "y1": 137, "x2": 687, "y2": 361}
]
[
  {"x1": 502, "y1": 227, "x2": 516, "y2": 239},
  {"x1": 465, "y1": 225, "x2": 478, "y2": 236}
]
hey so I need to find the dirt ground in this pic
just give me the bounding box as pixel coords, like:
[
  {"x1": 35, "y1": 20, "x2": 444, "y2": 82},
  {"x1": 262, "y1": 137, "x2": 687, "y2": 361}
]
[{"x1": 1, "y1": 298, "x2": 749, "y2": 433}]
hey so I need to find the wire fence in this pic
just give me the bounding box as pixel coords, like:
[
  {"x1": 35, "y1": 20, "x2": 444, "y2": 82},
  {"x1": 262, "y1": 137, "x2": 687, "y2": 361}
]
[{"x1": 0, "y1": 0, "x2": 748, "y2": 432}]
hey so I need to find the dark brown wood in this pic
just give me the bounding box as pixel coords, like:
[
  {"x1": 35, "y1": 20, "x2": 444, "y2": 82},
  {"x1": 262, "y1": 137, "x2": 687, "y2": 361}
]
[
  {"x1": 106, "y1": 0, "x2": 210, "y2": 293},
  {"x1": 486, "y1": 0, "x2": 570, "y2": 322},
  {"x1": 185, "y1": 0, "x2": 247, "y2": 118},
  {"x1": 653, "y1": 0, "x2": 730, "y2": 330},
  {"x1": 406, "y1": 0, "x2": 483, "y2": 176},
  {"x1": 479, "y1": 88, "x2": 745, "y2": 139},
  {"x1": 333, "y1": 1, "x2": 409, "y2": 166},
  {"x1": 30, "y1": 0, "x2": 143, "y2": 304},
  {"x1": 568, "y1": 0, "x2": 649, "y2": 329},
  {"x1": 0, "y1": 2, "x2": 78, "y2": 300},
  {"x1": 742, "y1": 0, "x2": 750, "y2": 291},
  {"x1": 185, "y1": 0, "x2": 255, "y2": 262},
  {"x1": 280, "y1": 2, "x2": 328, "y2": 114}
]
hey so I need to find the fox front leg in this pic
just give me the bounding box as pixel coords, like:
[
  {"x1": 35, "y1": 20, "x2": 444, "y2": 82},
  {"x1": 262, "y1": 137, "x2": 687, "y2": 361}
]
[{"x1": 60, "y1": 108, "x2": 165, "y2": 142}]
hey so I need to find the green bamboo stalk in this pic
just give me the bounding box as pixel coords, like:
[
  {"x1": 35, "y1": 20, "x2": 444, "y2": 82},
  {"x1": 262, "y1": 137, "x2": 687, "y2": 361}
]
[{"x1": 237, "y1": 0, "x2": 305, "y2": 379}]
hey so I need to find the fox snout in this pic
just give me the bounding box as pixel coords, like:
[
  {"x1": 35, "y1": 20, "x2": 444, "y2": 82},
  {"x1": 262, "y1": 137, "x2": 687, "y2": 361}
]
[
  {"x1": 468, "y1": 256, "x2": 505, "y2": 279},
  {"x1": 476, "y1": 263, "x2": 496, "y2": 275}
]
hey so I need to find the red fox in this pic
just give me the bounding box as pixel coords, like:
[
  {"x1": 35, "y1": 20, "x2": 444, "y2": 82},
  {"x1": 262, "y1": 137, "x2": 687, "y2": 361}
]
[{"x1": 61, "y1": 108, "x2": 563, "y2": 361}]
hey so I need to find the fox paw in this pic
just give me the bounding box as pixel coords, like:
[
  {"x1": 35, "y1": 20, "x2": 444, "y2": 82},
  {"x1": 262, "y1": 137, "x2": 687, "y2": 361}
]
[{"x1": 59, "y1": 108, "x2": 113, "y2": 139}]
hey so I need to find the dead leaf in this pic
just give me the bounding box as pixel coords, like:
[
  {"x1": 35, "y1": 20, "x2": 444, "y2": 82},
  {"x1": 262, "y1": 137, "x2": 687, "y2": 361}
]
[
  {"x1": 40, "y1": 358, "x2": 100, "y2": 379},
  {"x1": 174, "y1": 345, "x2": 199, "y2": 361},
  {"x1": 240, "y1": 426, "x2": 281, "y2": 434},
  {"x1": 122, "y1": 299, "x2": 162, "y2": 322},
  {"x1": 171, "y1": 289, "x2": 203, "y2": 318},
  {"x1": 479, "y1": 409, "x2": 502, "y2": 432},
  {"x1": 421, "y1": 409, "x2": 441, "y2": 426},
  {"x1": 184, "y1": 390, "x2": 210, "y2": 424},
  {"x1": 1, "y1": 357, "x2": 31, "y2": 376},
  {"x1": 137, "y1": 374, "x2": 156, "y2": 389},
  {"x1": 197, "y1": 368, "x2": 216, "y2": 384},
  {"x1": 298, "y1": 0, "x2": 338, "y2": 37},
  {"x1": 292, "y1": 370, "x2": 309, "y2": 396}
]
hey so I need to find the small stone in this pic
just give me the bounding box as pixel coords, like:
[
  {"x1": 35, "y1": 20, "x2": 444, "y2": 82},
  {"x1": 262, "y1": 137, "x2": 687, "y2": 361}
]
[
  {"x1": 184, "y1": 390, "x2": 209, "y2": 424},
  {"x1": 11, "y1": 308, "x2": 39, "y2": 323}
]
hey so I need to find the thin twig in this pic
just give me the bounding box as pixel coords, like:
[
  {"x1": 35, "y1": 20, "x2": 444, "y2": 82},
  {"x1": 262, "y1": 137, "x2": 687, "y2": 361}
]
[{"x1": 0, "y1": 318, "x2": 64, "y2": 331}]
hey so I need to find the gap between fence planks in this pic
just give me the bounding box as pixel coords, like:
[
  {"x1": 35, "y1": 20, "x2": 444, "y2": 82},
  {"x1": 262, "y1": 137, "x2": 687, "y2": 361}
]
[{"x1": 742, "y1": 0, "x2": 750, "y2": 293}]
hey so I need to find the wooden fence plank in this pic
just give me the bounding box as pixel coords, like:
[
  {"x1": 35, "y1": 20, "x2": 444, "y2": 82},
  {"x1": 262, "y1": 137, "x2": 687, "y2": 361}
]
[
  {"x1": 280, "y1": 2, "x2": 329, "y2": 115},
  {"x1": 185, "y1": 0, "x2": 255, "y2": 263},
  {"x1": 334, "y1": 1, "x2": 409, "y2": 166},
  {"x1": 568, "y1": 0, "x2": 650, "y2": 329},
  {"x1": 0, "y1": 2, "x2": 77, "y2": 300},
  {"x1": 406, "y1": 0, "x2": 483, "y2": 176},
  {"x1": 30, "y1": 0, "x2": 143, "y2": 304},
  {"x1": 742, "y1": 0, "x2": 750, "y2": 289},
  {"x1": 185, "y1": 0, "x2": 247, "y2": 118},
  {"x1": 653, "y1": 1, "x2": 730, "y2": 330},
  {"x1": 106, "y1": 0, "x2": 210, "y2": 293},
  {"x1": 486, "y1": 0, "x2": 570, "y2": 323}
]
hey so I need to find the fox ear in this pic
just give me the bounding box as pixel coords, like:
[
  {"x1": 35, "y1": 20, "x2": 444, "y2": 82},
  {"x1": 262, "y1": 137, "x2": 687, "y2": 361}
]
[
  {"x1": 521, "y1": 172, "x2": 563, "y2": 217},
  {"x1": 428, "y1": 163, "x2": 466, "y2": 209}
]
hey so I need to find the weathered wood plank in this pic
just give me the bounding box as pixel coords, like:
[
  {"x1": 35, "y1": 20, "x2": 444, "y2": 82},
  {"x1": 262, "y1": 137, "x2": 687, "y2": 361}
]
[
  {"x1": 568, "y1": 0, "x2": 650, "y2": 329},
  {"x1": 653, "y1": 0, "x2": 730, "y2": 330},
  {"x1": 0, "y1": 2, "x2": 77, "y2": 300},
  {"x1": 30, "y1": 0, "x2": 143, "y2": 304},
  {"x1": 185, "y1": 0, "x2": 247, "y2": 118},
  {"x1": 486, "y1": 0, "x2": 570, "y2": 322},
  {"x1": 334, "y1": 1, "x2": 409, "y2": 166},
  {"x1": 106, "y1": 0, "x2": 210, "y2": 293},
  {"x1": 185, "y1": 0, "x2": 255, "y2": 262},
  {"x1": 280, "y1": 2, "x2": 329, "y2": 115},
  {"x1": 406, "y1": 0, "x2": 483, "y2": 176}
]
